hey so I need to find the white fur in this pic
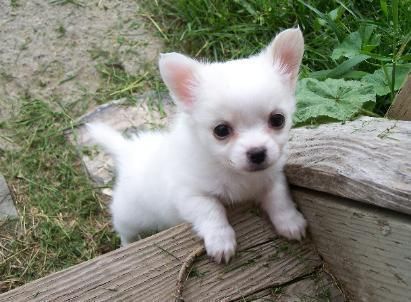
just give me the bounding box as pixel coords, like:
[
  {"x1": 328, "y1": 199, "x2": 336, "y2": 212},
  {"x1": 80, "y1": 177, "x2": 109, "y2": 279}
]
[{"x1": 88, "y1": 28, "x2": 307, "y2": 263}]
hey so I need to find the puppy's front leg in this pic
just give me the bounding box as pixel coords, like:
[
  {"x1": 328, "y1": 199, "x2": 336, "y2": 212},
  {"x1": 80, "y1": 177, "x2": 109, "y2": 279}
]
[
  {"x1": 261, "y1": 173, "x2": 307, "y2": 240},
  {"x1": 176, "y1": 195, "x2": 236, "y2": 263}
]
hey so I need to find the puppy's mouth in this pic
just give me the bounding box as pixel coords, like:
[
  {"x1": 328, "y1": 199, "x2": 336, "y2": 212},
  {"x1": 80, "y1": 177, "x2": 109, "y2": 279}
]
[{"x1": 244, "y1": 163, "x2": 271, "y2": 172}]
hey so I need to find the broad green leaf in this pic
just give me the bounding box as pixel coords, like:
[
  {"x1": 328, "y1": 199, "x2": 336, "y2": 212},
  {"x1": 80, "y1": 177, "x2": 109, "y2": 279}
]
[
  {"x1": 332, "y1": 25, "x2": 381, "y2": 60},
  {"x1": 361, "y1": 64, "x2": 411, "y2": 96},
  {"x1": 294, "y1": 78, "x2": 376, "y2": 126},
  {"x1": 331, "y1": 31, "x2": 362, "y2": 60}
]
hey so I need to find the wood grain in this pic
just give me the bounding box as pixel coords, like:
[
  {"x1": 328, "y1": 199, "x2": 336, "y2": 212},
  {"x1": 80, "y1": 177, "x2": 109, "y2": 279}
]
[
  {"x1": 183, "y1": 239, "x2": 319, "y2": 301},
  {"x1": 0, "y1": 206, "x2": 336, "y2": 302},
  {"x1": 241, "y1": 271, "x2": 345, "y2": 302},
  {"x1": 386, "y1": 75, "x2": 411, "y2": 121},
  {"x1": 293, "y1": 187, "x2": 411, "y2": 302},
  {"x1": 286, "y1": 117, "x2": 411, "y2": 215}
]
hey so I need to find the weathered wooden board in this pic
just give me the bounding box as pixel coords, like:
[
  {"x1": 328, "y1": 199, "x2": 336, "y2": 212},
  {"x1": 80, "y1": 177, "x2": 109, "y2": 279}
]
[
  {"x1": 0, "y1": 206, "x2": 343, "y2": 302},
  {"x1": 242, "y1": 271, "x2": 345, "y2": 302},
  {"x1": 293, "y1": 187, "x2": 411, "y2": 302},
  {"x1": 286, "y1": 117, "x2": 411, "y2": 215},
  {"x1": 183, "y1": 238, "x2": 317, "y2": 301},
  {"x1": 386, "y1": 75, "x2": 411, "y2": 120}
]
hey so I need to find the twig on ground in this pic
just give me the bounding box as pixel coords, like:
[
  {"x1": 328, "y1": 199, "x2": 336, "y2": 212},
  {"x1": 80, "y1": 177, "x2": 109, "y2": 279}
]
[{"x1": 174, "y1": 245, "x2": 206, "y2": 302}]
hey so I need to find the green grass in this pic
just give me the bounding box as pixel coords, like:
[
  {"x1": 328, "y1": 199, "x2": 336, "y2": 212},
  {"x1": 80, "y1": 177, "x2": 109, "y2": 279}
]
[
  {"x1": 0, "y1": 48, "x2": 165, "y2": 292},
  {"x1": 10, "y1": 0, "x2": 19, "y2": 8},
  {"x1": 0, "y1": 16, "x2": 168, "y2": 287},
  {"x1": 49, "y1": 0, "x2": 84, "y2": 7},
  {"x1": 0, "y1": 0, "x2": 174, "y2": 292},
  {"x1": 55, "y1": 24, "x2": 66, "y2": 38},
  {"x1": 0, "y1": 99, "x2": 119, "y2": 292},
  {"x1": 0, "y1": 28, "x2": 166, "y2": 291},
  {"x1": 141, "y1": 0, "x2": 341, "y2": 68},
  {"x1": 95, "y1": 60, "x2": 162, "y2": 104}
]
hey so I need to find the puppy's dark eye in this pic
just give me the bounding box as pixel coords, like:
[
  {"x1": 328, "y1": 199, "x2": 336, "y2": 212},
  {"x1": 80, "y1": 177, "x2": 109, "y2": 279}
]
[
  {"x1": 213, "y1": 123, "x2": 232, "y2": 139},
  {"x1": 269, "y1": 113, "x2": 285, "y2": 129}
]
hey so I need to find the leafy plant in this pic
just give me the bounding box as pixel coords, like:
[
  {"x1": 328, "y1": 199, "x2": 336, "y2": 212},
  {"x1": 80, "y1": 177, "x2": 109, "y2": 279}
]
[
  {"x1": 362, "y1": 63, "x2": 411, "y2": 96},
  {"x1": 294, "y1": 78, "x2": 376, "y2": 126},
  {"x1": 331, "y1": 24, "x2": 381, "y2": 61},
  {"x1": 296, "y1": 0, "x2": 410, "y2": 122}
]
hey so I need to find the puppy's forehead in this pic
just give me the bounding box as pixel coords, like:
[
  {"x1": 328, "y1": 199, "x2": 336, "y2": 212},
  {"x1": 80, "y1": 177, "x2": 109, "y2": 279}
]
[{"x1": 199, "y1": 59, "x2": 293, "y2": 115}]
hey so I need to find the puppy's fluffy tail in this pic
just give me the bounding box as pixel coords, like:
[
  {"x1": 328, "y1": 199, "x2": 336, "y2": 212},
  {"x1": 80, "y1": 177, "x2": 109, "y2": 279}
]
[{"x1": 87, "y1": 123, "x2": 130, "y2": 158}]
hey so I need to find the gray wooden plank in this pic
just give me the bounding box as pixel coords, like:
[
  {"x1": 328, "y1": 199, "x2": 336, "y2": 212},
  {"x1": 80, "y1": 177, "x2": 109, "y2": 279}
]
[
  {"x1": 240, "y1": 271, "x2": 345, "y2": 302},
  {"x1": 293, "y1": 187, "x2": 411, "y2": 302},
  {"x1": 183, "y1": 240, "x2": 319, "y2": 301},
  {"x1": 286, "y1": 117, "x2": 411, "y2": 215},
  {"x1": 0, "y1": 206, "x2": 322, "y2": 302}
]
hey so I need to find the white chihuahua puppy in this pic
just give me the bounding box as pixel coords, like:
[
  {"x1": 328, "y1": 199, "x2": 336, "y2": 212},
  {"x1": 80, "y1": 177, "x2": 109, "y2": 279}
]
[{"x1": 88, "y1": 28, "x2": 307, "y2": 263}]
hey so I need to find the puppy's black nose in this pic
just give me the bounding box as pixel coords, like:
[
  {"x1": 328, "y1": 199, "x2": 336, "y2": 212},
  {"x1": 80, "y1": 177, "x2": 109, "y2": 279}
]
[{"x1": 247, "y1": 147, "x2": 267, "y2": 164}]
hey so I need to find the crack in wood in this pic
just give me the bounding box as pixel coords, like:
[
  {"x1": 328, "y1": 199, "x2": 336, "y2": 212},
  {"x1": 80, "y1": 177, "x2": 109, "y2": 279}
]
[{"x1": 230, "y1": 265, "x2": 323, "y2": 302}]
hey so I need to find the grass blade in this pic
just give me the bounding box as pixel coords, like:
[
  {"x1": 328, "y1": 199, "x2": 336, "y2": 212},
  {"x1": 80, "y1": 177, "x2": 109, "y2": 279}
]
[
  {"x1": 328, "y1": 54, "x2": 370, "y2": 78},
  {"x1": 392, "y1": 0, "x2": 399, "y2": 32},
  {"x1": 296, "y1": 0, "x2": 343, "y2": 41},
  {"x1": 379, "y1": 0, "x2": 388, "y2": 18}
]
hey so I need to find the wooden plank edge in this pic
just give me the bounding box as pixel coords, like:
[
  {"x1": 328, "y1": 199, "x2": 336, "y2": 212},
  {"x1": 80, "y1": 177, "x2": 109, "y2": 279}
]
[{"x1": 292, "y1": 186, "x2": 411, "y2": 302}]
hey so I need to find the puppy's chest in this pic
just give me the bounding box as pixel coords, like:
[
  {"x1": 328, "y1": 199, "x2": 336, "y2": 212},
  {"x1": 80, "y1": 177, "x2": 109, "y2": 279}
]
[{"x1": 212, "y1": 175, "x2": 271, "y2": 203}]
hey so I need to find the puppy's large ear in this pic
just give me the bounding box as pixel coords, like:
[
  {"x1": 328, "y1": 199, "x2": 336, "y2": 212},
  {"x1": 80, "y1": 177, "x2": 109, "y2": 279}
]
[
  {"x1": 266, "y1": 28, "x2": 304, "y2": 90},
  {"x1": 159, "y1": 52, "x2": 200, "y2": 111}
]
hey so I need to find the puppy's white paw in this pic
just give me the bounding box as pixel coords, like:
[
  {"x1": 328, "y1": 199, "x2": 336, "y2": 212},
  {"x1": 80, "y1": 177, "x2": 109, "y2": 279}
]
[
  {"x1": 203, "y1": 226, "x2": 237, "y2": 263},
  {"x1": 273, "y1": 210, "x2": 307, "y2": 241}
]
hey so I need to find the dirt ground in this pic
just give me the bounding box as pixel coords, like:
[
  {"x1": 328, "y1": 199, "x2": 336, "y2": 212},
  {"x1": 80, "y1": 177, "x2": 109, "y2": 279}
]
[
  {"x1": 0, "y1": 0, "x2": 162, "y2": 223},
  {"x1": 0, "y1": 0, "x2": 162, "y2": 124}
]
